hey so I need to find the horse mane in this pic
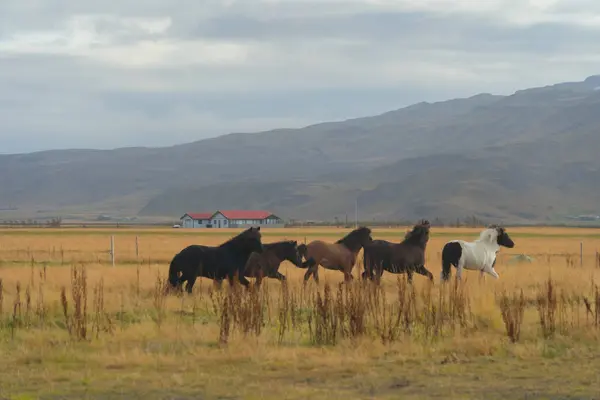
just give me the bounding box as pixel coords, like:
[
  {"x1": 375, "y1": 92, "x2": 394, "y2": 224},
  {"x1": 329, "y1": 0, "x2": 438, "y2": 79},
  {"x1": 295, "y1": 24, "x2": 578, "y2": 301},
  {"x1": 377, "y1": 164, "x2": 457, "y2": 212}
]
[
  {"x1": 478, "y1": 225, "x2": 502, "y2": 243},
  {"x1": 402, "y1": 220, "x2": 430, "y2": 248},
  {"x1": 219, "y1": 227, "x2": 261, "y2": 248},
  {"x1": 336, "y1": 226, "x2": 371, "y2": 250},
  {"x1": 263, "y1": 240, "x2": 296, "y2": 251}
]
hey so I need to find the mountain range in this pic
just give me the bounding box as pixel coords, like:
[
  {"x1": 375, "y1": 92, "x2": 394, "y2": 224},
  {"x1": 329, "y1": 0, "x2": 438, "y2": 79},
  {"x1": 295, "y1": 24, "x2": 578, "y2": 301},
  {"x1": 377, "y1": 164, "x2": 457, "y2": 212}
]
[{"x1": 2, "y1": 75, "x2": 600, "y2": 224}]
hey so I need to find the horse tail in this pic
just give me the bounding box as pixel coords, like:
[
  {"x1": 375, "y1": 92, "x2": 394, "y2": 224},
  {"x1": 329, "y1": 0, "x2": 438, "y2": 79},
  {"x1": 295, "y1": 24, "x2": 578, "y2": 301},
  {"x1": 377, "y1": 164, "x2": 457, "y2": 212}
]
[
  {"x1": 168, "y1": 253, "x2": 182, "y2": 288},
  {"x1": 361, "y1": 247, "x2": 370, "y2": 280},
  {"x1": 441, "y1": 241, "x2": 461, "y2": 281}
]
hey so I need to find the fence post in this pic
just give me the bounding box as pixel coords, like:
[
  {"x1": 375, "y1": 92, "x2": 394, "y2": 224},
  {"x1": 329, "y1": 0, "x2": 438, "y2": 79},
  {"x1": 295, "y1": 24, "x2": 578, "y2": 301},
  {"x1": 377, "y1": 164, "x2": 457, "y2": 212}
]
[
  {"x1": 580, "y1": 242, "x2": 583, "y2": 267},
  {"x1": 110, "y1": 235, "x2": 115, "y2": 267},
  {"x1": 135, "y1": 235, "x2": 139, "y2": 259}
]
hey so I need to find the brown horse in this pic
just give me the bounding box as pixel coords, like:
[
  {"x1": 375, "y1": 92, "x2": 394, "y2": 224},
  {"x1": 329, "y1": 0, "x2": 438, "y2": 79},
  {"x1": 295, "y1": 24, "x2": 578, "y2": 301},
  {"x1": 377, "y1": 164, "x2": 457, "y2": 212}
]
[
  {"x1": 244, "y1": 240, "x2": 303, "y2": 286},
  {"x1": 299, "y1": 226, "x2": 373, "y2": 283},
  {"x1": 362, "y1": 220, "x2": 433, "y2": 284}
]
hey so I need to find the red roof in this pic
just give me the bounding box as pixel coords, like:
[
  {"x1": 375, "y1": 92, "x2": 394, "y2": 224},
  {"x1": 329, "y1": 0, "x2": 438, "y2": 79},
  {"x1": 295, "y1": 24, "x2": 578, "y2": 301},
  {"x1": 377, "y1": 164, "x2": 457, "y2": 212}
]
[
  {"x1": 184, "y1": 212, "x2": 213, "y2": 220},
  {"x1": 216, "y1": 210, "x2": 274, "y2": 220}
]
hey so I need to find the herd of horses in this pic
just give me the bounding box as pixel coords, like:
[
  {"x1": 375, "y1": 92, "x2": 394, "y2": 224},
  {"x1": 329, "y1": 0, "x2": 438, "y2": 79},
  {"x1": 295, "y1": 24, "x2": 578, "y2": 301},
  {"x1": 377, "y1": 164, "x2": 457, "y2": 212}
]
[{"x1": 167, "y1": 220, "x2": 515, "y2": 294}]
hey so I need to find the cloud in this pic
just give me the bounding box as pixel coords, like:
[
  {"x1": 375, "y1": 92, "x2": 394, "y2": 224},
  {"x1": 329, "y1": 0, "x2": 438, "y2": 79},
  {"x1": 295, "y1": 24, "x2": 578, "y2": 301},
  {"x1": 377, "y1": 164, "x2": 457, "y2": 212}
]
[{"x1": 0, "y1": 0, "x2": 599, "y2": 153}]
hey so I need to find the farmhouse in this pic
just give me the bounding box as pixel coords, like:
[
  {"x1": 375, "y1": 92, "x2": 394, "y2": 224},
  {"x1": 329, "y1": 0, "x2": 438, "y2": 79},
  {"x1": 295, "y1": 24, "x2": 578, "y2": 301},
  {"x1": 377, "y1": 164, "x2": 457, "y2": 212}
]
[
  {"x1": 180, "y1": 210, "x2": 285, "y2": 228},
  {"x1": 179, "y1": 212, "x2": 214, "y2": 228}
]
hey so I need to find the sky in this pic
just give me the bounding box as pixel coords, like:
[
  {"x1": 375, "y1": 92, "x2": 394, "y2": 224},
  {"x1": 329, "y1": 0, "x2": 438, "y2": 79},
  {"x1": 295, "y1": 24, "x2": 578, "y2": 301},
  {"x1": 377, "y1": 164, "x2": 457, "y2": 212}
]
[{"x1": 1, "y1": 0, "x2": 599, "y2": 154}]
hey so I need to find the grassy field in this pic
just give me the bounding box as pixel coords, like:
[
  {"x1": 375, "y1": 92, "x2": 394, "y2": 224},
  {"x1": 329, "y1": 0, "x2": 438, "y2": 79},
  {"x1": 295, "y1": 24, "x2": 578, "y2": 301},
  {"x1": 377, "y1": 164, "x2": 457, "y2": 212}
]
[{"x1": 1, "y1": 226, "x2": 600, "y2": 400}]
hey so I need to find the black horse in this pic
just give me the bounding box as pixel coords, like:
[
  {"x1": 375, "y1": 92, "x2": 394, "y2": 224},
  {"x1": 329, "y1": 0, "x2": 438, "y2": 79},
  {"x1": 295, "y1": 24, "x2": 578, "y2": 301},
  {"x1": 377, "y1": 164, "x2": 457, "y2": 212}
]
[
  {"x1": 167, "y1": 226, "x2": 264, "y2": 293},
  {"x1": 362, "y1": 220, "x2": 434, "y2": 284},
  {"x1": 243, "y1": 240, "x2": 303, "y2": 286}
]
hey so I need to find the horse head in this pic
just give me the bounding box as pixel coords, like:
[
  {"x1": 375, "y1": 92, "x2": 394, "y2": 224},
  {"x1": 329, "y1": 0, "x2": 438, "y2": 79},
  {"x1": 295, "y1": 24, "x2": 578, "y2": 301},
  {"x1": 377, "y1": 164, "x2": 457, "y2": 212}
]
[
  {"x1": 239, "y1": 226, "x2": 264, "y2": 254},
  {"x1": 297, "y1": 243, "x2": 308, "y2": 259},
  {"x1": 482, "y1": 225, "x2": 515, "y2": 249},
  {"x1": 336, "y1": 226, "x2": 373, "y2": 252},
  {"x1": 403, "y1": 220, "x2": 431, "y2": 248},
  {"x1": 417, "y1": 219, "x2": 431, "y2": 228},
  {"x1": 353, "y1": 226, "x2": 374, "y2": 246},
  {"x1": 291, "y1": 240, "x2": 304, "y2": 267},
  {"x1": 282, "y1": 240, "x2": 303, "y2": 267}
]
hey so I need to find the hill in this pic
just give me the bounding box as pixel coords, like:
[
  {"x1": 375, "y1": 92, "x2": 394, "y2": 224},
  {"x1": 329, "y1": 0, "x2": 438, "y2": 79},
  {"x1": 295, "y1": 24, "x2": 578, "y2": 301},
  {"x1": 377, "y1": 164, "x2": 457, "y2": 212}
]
[{"x1": 2, "y1": 75, "x2": 600, "y2": 223}]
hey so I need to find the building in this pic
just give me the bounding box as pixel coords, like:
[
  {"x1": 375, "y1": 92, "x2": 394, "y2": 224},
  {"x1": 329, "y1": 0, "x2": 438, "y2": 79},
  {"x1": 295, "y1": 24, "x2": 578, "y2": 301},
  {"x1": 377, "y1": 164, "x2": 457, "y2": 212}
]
[
  {"x1": 180, "y1": 210, "x2": 285, "y2": 228},
  {"x1": 180, "y1": 212, "x2": 214, "y2": 228}
]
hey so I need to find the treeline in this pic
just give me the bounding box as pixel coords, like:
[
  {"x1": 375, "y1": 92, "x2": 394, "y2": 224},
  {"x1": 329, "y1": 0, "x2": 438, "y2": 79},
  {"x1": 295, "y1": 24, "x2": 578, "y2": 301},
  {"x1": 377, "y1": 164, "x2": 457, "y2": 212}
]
[
  {"x1": 0, "y1": 217, "x2": 62, "y2": 227},
  {"x1": 288, "y1": 215, "x2": 490, "y2": 228}
]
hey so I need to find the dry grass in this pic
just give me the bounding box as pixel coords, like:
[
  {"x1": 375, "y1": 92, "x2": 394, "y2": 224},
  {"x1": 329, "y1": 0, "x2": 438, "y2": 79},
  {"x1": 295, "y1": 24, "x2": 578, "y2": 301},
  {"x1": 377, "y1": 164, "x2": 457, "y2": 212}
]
[{"x1": 1, "y1": 226, "x2": 600, "y2": 399}]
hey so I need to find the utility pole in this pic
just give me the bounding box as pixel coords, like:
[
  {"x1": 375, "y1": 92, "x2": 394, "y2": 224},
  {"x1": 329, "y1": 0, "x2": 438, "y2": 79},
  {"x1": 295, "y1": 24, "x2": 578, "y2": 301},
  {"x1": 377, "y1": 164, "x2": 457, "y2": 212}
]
[{"x1": 355, "y1": 199, "x2": 358, "y2": 228}]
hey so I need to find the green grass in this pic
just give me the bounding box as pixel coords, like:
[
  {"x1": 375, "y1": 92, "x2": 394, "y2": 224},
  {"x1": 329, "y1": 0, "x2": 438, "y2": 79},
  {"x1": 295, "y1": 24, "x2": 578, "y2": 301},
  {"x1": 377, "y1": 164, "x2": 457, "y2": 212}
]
[{"x1": 1, "y1": 338, "x2": 599, "y2": 399}]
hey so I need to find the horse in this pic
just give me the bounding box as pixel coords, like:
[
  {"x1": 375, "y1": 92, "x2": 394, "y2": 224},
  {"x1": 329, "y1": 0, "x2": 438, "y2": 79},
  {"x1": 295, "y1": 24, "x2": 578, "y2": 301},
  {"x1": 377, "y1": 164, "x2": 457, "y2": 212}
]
[
  {"x1": 361, "y1": 219, "x2": 433, "y2": 284},
  {"x1": 299, "y1": 226, "x2": 373, "y2": 283},
  {"x1": 243, "y1": 240, "x2": 303, "y2": 286},
  {"x1": 440, "y1": 225, "x2": 515, "y2": 282},
  {"x1": 167, "y1": 226, "x2": 264, "y2": 293}
]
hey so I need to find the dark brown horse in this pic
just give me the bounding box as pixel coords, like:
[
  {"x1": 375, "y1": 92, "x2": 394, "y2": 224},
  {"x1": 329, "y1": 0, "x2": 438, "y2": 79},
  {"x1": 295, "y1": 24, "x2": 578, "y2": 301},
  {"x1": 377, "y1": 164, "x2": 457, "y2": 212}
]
[
  {"x1": 299, "y1": 226, "x2": 373, "y2": 283},
  {"x1": 362, "y1": 220, "x2": 433, "y2": 284},
  {"x1": 244, "y1": 240, "x2": 303, "y2": 286}
]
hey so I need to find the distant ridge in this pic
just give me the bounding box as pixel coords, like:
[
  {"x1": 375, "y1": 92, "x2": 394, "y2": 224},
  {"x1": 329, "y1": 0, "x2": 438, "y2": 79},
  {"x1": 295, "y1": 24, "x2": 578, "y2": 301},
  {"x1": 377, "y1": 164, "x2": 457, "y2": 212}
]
[{"x1": 1, "y1": 74, "x2": 600, "y2": 224}]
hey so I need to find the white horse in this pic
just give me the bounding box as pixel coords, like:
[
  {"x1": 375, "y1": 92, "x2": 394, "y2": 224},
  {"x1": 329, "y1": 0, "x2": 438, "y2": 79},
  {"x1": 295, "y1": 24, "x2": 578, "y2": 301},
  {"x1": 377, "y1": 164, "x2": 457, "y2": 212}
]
[{"x1": 440, "y1": 225, "x2": 515, "y2": 281}]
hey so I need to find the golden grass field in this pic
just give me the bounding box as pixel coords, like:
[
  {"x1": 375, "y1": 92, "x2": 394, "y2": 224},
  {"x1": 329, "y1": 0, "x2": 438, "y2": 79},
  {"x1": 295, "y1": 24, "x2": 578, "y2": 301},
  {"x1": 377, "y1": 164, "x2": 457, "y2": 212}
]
[{"x1": 1, "y1": 226, "x2": 600, "y2": 399}]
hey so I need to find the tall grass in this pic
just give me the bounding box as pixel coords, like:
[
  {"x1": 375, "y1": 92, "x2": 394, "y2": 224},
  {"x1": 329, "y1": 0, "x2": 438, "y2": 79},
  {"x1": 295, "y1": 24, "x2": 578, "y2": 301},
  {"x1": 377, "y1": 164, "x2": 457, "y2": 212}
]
[
  {"x1": 1, "y1": 227, "x2": 600, "y2": 358},
  {"x1": 1, "y1": 261, "x2": 599, "y2": 348}
]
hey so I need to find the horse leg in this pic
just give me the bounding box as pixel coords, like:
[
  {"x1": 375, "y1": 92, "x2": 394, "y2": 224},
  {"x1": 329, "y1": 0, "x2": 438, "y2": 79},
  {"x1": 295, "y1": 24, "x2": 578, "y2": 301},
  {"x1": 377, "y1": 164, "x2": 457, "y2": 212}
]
[
  {"x1": 376, "y1": 269, "x2": 383, "y2": 285},
  {"x1": 303, "y1": 258, "x2": 318, "y2": 283},
  {"x1": 374, "y1": 261, "x2": 387, "y2": 284},
  {"x1": 256, "y1": 270, "x2": 264, "y2": 287},
  {"x1": 237, "y1": 268, "x2": 252, "y2": 288},
  {"x1": 185, "y1": 274, "x2": 197, "y2": 294},
  {"x1": 361, "y1": 259, "x2": 375, "y2": 281},
  {"x1": 343, "y1": 269, "x2": 353, "y2": 283},
  {"x1": 362, "y1": 253, "x2": 371, "y2": 281},
  {"x1": 273, "y1": 272, "x2": 286, "y2": 282},
  {"x1": 227, "y1": 272, "x2": 236, "y2": 287},
  {"x1": 415, "y1": 265, "x2": 434, "y2": 282},
  {"x1": 303, "y1": 268, "x2": 312, "y2": 282},
  {"x1": 227, "y1": 271, "x2": 246, "y2": 290},
  {"x1": 174, "y1": 275, "x2": 186, "y2": 293},
  {"x1": 455, "y1": 259, "x2": 465, "y2": 281},
  {"x1": 483, "y1": 264, "x2": 499, "y2": 279},
  {"x1": 407, "y1": 270, "x2": 414, "y2": 284}
]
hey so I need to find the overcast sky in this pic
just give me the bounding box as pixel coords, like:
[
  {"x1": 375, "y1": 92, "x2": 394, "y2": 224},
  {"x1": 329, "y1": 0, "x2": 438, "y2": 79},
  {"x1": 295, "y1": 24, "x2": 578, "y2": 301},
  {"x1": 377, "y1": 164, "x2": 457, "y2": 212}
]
[{"x1": 1, "y1": 0, "x2": 599, "y2": 154}]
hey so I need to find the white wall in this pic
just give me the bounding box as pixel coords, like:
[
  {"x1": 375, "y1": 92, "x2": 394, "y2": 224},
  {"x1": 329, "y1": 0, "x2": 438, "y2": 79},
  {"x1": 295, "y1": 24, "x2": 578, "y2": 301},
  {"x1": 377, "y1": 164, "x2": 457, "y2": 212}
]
[
  {"x1": 181, "y1": 216, "x2": 194, "y2": 228},
  {"x1": 229, "y1": 218, "x2": 284, "y2": 228},
  {"x1": 182, "y1": 213, "x2": 285, "y2": 228},
  {"x1": 194, "y1": 219, "x2": 208, "y2": 228},
  {"x1": 210, "y1": 212, "x2": 229, "y2": 228},
  {"x1": 181, "y1": 216, "x2": 209, "y2": 228}
]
